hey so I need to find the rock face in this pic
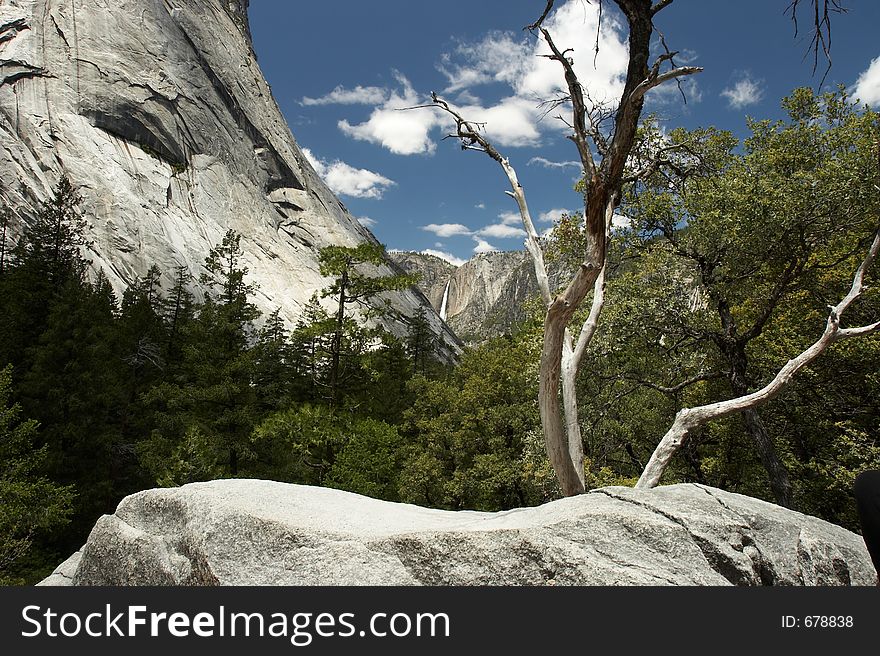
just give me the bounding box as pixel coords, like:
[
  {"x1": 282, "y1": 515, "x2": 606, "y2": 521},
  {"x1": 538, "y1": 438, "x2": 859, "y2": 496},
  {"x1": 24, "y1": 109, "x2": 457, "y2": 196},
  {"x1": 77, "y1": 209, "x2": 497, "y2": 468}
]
[
  {"x1": 0, "y1": 0, "x2": 458, "y2": 356},
  {"x1": 39, "y1": 479, "x2": 876, "y2": 586},
  {"x1": 389, "y1": 251, "x2": 458, "y2": 312},
  {"x1": 391, "y1": 251, "x2": 541, "y2": 343}
]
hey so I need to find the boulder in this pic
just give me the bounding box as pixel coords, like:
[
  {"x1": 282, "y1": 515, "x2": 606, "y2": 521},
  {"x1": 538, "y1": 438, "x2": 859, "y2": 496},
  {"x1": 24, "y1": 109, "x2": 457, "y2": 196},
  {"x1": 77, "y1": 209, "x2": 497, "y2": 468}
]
[{"x1": 39, "y1": 479, "x2": 876, "y2": 586}]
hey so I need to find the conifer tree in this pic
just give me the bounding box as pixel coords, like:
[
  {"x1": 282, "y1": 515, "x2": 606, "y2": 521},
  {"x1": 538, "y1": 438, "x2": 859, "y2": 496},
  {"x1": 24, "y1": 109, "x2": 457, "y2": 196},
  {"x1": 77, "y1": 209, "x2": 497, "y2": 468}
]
[
  {"x1": 142, "y1": 231, "x2": 260, "y2": 481},
  {"x1": 252, "y1": 308, "x2": 295, "y2": 413},
  {"x1": 0, "y1": 365, "x2": 74, "y2": 584},
  {"x1": 317, "y1": 243, "x2": 416, "y2": 407},
  {"x1": 161, "y1": 264, "x2": 196, "y2": 366},
  {"x1": 0, "y1": 178, "x2": 90, "y2": 373}
]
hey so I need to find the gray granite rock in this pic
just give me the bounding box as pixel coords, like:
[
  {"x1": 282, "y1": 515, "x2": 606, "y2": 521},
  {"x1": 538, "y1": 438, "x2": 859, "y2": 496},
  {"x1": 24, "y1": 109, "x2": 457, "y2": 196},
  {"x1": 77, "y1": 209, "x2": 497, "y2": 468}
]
[
  {"x1": 0, "y1": 0, "x2": 458, "y2": 357},
  {"x1": 40, "y1": 480, "x2": 876, "y2": 586}
]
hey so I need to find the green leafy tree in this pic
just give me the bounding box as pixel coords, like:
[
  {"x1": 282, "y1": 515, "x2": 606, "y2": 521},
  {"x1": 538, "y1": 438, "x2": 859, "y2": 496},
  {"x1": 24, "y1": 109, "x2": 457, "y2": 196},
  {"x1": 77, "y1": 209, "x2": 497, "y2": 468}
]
[
  {"x1": 0, "y1": 366, "x2": 73, "y2": 584},
  {"x1": 399, "y1": 335, "x2": 547, "y2": 511},
  {"x1": 325, "y1": 418, "x2": 404, "y2": 501},
  {"x1": 605, "y1": 87, "x2": 879, "y2": 508},
  {"x1": 248, "y1": 404, "x2": 348, "y2": 485},
  {"x1": 247, "y1": 403, "x2": 405, "y2": 500}
]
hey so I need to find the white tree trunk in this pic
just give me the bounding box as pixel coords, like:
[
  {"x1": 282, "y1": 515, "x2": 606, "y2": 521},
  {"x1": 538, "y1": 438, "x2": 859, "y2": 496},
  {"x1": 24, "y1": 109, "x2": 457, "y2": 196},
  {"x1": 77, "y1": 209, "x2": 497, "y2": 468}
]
[
  {"x1": 426, "y1": 1, "x2": 699, "y2": 497},
  {"x1": 637, "y1": 227, "x2": 880, "y2": 489}
]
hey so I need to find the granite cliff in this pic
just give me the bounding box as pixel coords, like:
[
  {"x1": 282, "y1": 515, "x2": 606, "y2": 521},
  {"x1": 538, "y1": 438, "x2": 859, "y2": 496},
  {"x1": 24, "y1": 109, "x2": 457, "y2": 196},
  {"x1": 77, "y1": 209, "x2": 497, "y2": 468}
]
[
  {"x1": 391, "y1": 250, "x2": 541, "y2": 343},
  {"x1": 0, "y1": 0, "x2": 458, "y2": 356}
]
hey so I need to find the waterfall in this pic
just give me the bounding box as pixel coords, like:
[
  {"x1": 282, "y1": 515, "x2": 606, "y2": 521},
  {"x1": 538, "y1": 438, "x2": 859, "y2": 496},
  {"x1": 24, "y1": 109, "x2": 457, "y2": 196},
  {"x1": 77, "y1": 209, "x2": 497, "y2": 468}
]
[{"x1": 439, "y1": 280, "x2": 450, "y2": 322}]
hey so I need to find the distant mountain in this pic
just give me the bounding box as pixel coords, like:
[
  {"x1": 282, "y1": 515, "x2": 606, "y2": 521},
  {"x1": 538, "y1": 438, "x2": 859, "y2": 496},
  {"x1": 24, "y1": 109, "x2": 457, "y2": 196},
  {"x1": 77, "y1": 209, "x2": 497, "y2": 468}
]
[{"x1": 390, "y1": 251, "x2": 542, "y2": 343}]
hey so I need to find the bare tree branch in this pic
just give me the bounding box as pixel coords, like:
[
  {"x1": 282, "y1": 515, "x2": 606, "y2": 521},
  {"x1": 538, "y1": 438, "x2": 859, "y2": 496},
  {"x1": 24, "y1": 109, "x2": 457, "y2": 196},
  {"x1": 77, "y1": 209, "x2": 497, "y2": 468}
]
[
  {"x1": 785, "y1": 0, "x2": 848, "y2": 85},
  {"x1": 526, "y1": 0, "x2": 558, "y2": 31},
  {"x1": 651, "y1": 0, "x2": 675, "y2": 16},
  {"x1": 626, "y1": 371, "x2": 727, "y2": 395},
  {"x1": 637, "y1": 225, "x2": 880, "y2": 489},
  {"x1": 540, "y1": 27, "x2": 597, "y2": 181}
]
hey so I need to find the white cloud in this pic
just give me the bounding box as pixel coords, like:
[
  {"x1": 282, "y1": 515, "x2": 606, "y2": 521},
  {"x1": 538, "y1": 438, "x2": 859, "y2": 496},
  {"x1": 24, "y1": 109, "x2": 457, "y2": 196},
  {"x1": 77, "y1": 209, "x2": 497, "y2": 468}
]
[
  {"x1": 338, "y1": 72, "x2": 446, "y2": 155},
  {"x1": 438, "y1": 31, "x2": 533, "y2": 93},
  {"x1": 423, "y1": 215, "x2": 525, "y2": 241},
  {"x1": 721, "y1": 75, "x2": 764, "y2": 109},
  {"x1": 302, "y1": 85, "x2": 389, "y2": 106},
  {"x1": 302, "y1": 148, "x2": 396, "y2": 199},
  {"x1": 475, "y1": 202, "x2": 486, "y2": 209},
  {"x1": 319, "y1": 1, "x2": 629, "y2": 155},
  {"x1": 436, "y1": 2, "x2": 629, "y2": 148},
  {"x1": 455, "y1": 90, "x2": 483, "y2": 105},
  {"x1": 611, "y1": 213, "x2": 632, "y2": 230},
  {"x1": 358, "y1": 216, "x2": 377, "y2": 228},
  {"x1": 538, "y1": 207, "x2": 573, "y2": 223},
  {"x1": 520, "y1": 3, "x2": 628, "y2": 104},
  {"x1": 421, "y1": 249, "x2": 466, "y2": 266},
  {"x1": 528, "y1": 156, "x2": 581, "y2": 170},
  {"x1": 422, "y1": 223, "x2": 472, "y2": 238},
  {"x1": 477, "y1": 223, "x2": 526, "y2": 239},
  {"x1": 473, "y1": 238, "x2": 498, "y2": 254},
  {"x1": 456, "y1": 96, "x2": 542, "y2": 147},
  {"x1": 301, "y1": 147, "x2": 323, "y2": 171},
  {"x1": 498, "y1": 211, "x2": 521, "y2": 226},
  {"x1": 853, "y1": 55, "x2": 880, "y2": 106}
]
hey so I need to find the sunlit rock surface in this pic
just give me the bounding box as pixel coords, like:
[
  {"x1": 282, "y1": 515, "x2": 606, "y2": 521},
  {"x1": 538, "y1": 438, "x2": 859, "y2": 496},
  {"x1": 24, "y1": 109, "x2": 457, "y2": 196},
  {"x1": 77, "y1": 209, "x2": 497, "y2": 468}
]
[
  {"x1": 40, "y1": 479, "x2": 876, "y2": 586},
  {"x1": 0, "y1": 0, "x2": 458, "y2": 355}
]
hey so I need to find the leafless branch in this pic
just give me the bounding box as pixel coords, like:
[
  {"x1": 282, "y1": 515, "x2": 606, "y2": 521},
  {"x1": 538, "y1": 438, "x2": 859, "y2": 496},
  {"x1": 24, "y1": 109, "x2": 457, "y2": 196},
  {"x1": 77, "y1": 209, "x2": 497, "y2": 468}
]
[
  {"x1": 785, "y1": 0, "x2": 848, "y2": 85},
  {"x1": 540, "y1": 27, "x2": 597, "y2": 181},
  {"x1": 526, "y1": 0, "x2": 558, "y2": 31},
  {"x1": 651, "y1": 0, "x2": 675, "y2": 16},
  {"x1": 629, "y1": 64, "x2": 703, "y2": 103},
  {"x1": 626, "y1": 371, "x2": 727, "y2": 395},
  {"x1": 637, "y1": 225, "x2": 880, "y2": 489}
]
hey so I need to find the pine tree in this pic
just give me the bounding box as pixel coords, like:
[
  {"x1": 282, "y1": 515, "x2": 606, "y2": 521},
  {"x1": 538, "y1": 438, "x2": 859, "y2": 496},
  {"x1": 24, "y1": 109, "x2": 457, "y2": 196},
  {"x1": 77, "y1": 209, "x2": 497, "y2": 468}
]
[
  {"x1": 288, "y1": 294, "x2": 333, "y2": 403},
  {"x1": 0, "y1": 178, "x2": 91, "y2": 373},
  {"x1": 161, "y1": 264, "x2": 196, "y2": 367},
  {"x1": 0, "y1": 206, "x2": 10, "y2": 277},
  {"x1": 406, "y1": 306, "x2": 437, "y2": 376},
  {"x1": 317, "y1": 243, "x2": 417, "y2": 407},
  {"x1": 18, "y1": 268, "x2": 127, "y2": 551},
  {"x1": 141, "y1": 231, "x2": 261, "y2": 481},
  {"x1": 0, "y1": 365, "x2": 74, "y2": 584},
  {"x1": 252, "y1": 308, "x2": 294, "y2": 413}
]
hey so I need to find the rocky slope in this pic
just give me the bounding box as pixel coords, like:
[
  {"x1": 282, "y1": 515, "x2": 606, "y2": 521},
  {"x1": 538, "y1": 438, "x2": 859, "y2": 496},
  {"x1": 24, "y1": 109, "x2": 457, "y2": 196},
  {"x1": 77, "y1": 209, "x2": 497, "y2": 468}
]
[
  {"x1": 40, "y1": 479, "x2": 875, "y2": 586},
  {"x1": 0, "y1": 0, "x2": 458, "y2": 357},
  {"x1": 390, "y1": 251, "x2": 541, "y2": 342}
]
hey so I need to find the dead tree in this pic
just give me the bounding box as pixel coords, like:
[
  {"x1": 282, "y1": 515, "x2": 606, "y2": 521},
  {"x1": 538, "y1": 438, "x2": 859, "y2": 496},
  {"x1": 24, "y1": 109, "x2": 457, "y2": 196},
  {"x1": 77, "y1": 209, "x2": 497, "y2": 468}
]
[{"x1": 424, "y1": 0, "x2": 700, "y2": 495}]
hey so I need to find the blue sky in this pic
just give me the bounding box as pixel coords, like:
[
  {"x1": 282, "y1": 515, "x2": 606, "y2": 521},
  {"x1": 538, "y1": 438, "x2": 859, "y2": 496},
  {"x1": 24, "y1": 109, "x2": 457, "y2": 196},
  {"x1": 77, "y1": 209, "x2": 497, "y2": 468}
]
[{"x1": 250, "y1": 0, "x2": 880, "y2": 266}]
